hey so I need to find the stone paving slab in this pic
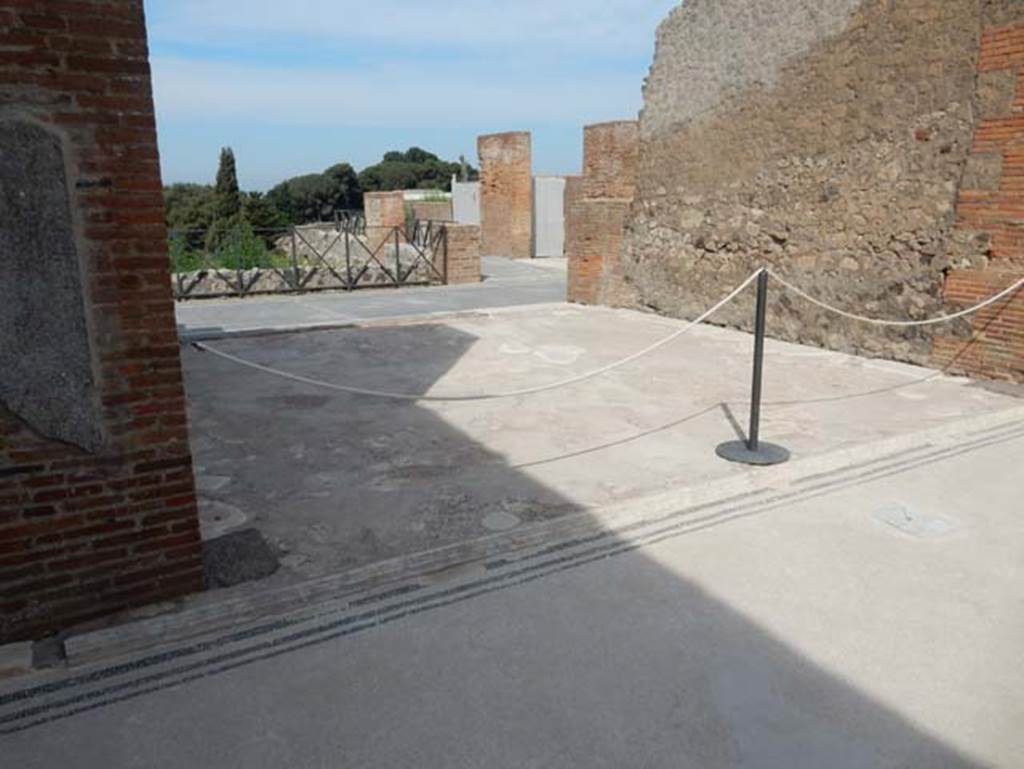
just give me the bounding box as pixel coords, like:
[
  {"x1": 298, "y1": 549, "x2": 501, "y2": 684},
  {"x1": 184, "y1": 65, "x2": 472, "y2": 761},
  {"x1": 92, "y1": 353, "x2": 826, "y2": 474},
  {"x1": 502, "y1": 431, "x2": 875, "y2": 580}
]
[
  {"x1": 51, "y1": 404, "x2": 1024, "y2": 670},
  {"x1": 178, "y1": 302, "x2": 1022, "y2": 588},
  {"x1": 1, "y1": 423, "x2": 1021, "y2": 767}
]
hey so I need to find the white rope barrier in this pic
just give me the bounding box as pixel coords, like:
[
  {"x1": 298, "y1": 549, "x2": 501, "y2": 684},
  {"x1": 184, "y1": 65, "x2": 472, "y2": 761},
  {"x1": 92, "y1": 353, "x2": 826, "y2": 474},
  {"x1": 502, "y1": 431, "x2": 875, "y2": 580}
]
[
  {"x1": 192, "y1": 270, "x2": 764, "y2": 403},
  {"x1": 768, "y1": 269, "x2": 1024, "y2": 327},
  {"x1": 193, "y1": 266, "x2": 1023, "y2": 403}
]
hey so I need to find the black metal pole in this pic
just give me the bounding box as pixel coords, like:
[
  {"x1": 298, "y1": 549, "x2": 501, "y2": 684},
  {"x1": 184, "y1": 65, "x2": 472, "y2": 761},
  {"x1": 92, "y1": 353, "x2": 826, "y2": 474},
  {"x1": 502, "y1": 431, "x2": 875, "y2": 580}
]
[
  {"x1": 394, "y1": 228, "x2": 402, "y2": 286},
  {"x1": 715, "y1": 267, "x2": 790, "y2": 466},
  {"x1": 748, "y1": 270, "x2": 769, "y2": 452}
]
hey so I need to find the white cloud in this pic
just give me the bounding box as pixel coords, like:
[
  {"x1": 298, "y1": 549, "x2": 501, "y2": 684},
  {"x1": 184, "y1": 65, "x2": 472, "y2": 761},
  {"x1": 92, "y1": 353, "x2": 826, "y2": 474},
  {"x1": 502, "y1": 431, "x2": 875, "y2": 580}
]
[
  {"x1": 149, "y1": 0, "x2": 679, "y2": 58},
  {"x1": 146, "y1": 1, "x2": 680, "y2": 186},
  {"x1": 151, "y1": 56, "x2": 645, "y2": 127}
]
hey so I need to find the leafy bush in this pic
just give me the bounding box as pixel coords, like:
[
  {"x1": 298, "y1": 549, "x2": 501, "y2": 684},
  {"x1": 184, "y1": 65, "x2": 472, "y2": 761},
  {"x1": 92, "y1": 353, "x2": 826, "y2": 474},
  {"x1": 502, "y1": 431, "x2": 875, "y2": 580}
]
[{"x1": 170, "y1": 221, "x2": 290, "y2": 272}]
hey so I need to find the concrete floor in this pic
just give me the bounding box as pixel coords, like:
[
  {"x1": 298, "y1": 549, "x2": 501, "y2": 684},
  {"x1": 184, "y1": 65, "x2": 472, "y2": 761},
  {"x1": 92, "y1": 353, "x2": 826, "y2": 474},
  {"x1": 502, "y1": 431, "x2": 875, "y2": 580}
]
[
  {"x1": 179, "y1": 302, "x2": 1023, "y2": 582},
  {"x1": 2, "y1": 425, "x2": 1021, "y2": 767},
  {"x1": 175, "y1": 255, "x2": 567, "y2": 340}
]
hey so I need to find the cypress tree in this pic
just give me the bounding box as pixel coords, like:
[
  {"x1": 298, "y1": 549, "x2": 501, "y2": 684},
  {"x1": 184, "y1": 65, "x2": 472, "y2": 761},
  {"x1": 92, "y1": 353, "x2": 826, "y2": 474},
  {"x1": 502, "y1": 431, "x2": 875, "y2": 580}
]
[{"x1": 214, "y1": 146, "x2": 241, "y2": 221}]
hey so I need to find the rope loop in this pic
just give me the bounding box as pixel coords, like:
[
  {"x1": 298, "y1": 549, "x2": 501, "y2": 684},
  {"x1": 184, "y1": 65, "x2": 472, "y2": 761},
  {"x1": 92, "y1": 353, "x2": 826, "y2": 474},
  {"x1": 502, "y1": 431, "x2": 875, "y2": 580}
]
[
  {"x1": 193, "y1": 270, "x2": 764, "y2": 402},
  {"x1": 767, "y1": 270, "x2": 1024, "y2": 328}
]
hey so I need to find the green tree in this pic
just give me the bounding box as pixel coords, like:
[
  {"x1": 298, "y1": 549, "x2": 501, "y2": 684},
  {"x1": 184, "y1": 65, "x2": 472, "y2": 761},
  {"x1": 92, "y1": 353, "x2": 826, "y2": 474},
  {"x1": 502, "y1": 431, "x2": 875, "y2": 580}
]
[
  {"x1": 358, "y1": 147, "x2": 477, "y2": 193},
  {"x1": 243, "y1": 191, "x2": 288, "y2": 231},
  {"x1": 214, "y1": 146, "x2": 242, "y2": 221},
  {"x1": 164, "y1": 183, "x2": 217, "y2": 256},
  {"x1": 266, "y1": 162, "x2": 362, "y2": 224}
]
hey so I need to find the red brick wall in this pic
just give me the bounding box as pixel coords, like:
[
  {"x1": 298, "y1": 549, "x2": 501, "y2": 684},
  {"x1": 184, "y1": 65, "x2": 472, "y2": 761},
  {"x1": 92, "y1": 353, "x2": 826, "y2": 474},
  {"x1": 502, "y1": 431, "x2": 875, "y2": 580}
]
[
  {"x1": 0, "y1": 1, "x2": 202, "y2": 641},
  {"x1": 581, "y1": 121, "x2": 639, "y2": 200},
  {"x1": 478, "y1": 131, "x2": 532, "y2": 259},
  {"x1": 933, "y1": 20, "x2": 1024, "y2": 380},
  {"x1": 363, "y1": 191, "x2": 405, "y2": 228},
  {"x1": 441, "y1": 224, "x2": 481, "y2": 285},
  {"x1": 563, "y1": 175, "x2": 583, "y2": 262},
  {"x1": 363, "y1": 191, "x2": 406, "y2": 249},
  {"x1": 409, "y1": 200, "x2": 453, "y2": 223},
  {"x1": 566, "y1": 122, "x2": 639, "y2": 305},
  {"x1": 567, "y1": 199, "x2": 631, "y2": 305}
]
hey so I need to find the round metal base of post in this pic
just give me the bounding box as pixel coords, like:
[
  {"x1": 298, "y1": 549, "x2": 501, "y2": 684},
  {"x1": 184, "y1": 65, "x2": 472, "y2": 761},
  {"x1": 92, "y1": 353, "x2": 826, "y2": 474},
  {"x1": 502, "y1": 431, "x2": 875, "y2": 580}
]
[{"x1": 715, "y1": 440, "x2": 790, "y2": 466}]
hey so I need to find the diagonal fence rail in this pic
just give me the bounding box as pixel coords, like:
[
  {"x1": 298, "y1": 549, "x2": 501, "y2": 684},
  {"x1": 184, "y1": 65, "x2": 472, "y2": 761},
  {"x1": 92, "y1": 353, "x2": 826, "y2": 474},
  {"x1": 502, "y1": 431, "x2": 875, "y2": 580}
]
[{"x1": 170, "y1": 217, "x2": 448, "y2": 300}]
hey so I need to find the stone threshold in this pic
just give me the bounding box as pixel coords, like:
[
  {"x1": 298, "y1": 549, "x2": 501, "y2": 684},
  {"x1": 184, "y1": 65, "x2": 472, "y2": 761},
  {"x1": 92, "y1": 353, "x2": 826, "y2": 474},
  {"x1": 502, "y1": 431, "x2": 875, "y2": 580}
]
[{"x1": 28, "y1": 402, "x2": 1022, "y2": 676}]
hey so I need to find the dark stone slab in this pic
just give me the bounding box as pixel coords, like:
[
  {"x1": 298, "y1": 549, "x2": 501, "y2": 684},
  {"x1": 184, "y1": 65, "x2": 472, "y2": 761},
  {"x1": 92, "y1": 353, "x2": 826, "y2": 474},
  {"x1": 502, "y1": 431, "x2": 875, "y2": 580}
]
[
  {"x1": 203, "y1": 528, "x2": 280, "y2": 589},
  {"x1": 0, "y1": 120, "x2": 104, "y2": 451}
]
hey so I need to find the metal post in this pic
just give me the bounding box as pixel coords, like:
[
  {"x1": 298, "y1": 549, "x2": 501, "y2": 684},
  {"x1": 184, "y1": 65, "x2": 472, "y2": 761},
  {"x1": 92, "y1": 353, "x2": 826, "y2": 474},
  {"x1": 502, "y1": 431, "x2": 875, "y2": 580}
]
[
  {"x1": 344, "y1": 228, "x2": 353, "y2": 290},
  {"x1": 290, "y1": 225, "x2": 300, "y2": 291},
  {"x1": 234, "y1": 226, "x2": 244, "y2": 296},
  {"x1": 442, "y1": 226, "x2": 449, "y2": 285},
  {"x1": 716, "y1": 269, "x2": 790, "y2": 466},
  {"x1": 394, "y1": 228, "x2": 402, "y2": 286},
  {"x1": 748, "y1": 270, "x2": 768, "y2": 451}
]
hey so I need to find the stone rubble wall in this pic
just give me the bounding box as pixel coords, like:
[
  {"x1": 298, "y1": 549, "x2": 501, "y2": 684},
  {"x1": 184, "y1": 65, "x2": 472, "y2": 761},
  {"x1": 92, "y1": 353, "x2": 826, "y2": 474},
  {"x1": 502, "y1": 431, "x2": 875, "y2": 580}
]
[
  {"x1": 608, "y1": 0, "x2": 1024, "y2": 380},
  {"x1": 173, "y1": 227, "x2": 447, "y2": 298}
]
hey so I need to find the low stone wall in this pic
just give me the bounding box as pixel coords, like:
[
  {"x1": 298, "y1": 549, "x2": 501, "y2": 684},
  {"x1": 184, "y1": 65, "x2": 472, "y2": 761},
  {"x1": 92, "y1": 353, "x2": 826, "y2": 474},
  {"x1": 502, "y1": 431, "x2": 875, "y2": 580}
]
[
  {"x1": 172, "y1": 258, "x2": 432, "y2": 299},
  {"x1": 174, "y1": 234, "x2": 439, "y2": 298},
  {"x1": 172, "y1": 224, "x2": 471, "y2": 297}
]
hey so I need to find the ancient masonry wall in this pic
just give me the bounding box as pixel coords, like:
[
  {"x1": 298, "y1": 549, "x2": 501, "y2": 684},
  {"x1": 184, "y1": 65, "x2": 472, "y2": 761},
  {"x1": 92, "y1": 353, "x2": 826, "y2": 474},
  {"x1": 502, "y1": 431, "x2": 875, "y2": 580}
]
[
  {"x1": 933, "y1": 14, "x2": 1024, "y2": 379},
  {"x1": 0, "y1": 1, "x2": 203, "y2": 641},
  {"x1": 611, "y1": 0, "x2": 1024, "y2": 381},
  {"x1": 478, "y1": 132, "x2": 532, "y2": 259},
  {"x1": 566, "y1": 122, "x2": 639, "y2": 305}
]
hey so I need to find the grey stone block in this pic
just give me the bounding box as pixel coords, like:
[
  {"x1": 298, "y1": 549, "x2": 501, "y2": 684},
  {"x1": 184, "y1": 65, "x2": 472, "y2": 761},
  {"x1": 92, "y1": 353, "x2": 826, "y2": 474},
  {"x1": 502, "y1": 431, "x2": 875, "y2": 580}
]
[
  {"x1": 0, "y1": 640, "x2": 33, "y2": 679},
  {"x1": 203, "y1": 528, "x2": 280, "y2": 589},
  {"x1": 0, "y1": 120, "x2": 104, "y2": 451},
  {"x1": 977, "y1": 69, "x2": 1018, "y2": 118}
]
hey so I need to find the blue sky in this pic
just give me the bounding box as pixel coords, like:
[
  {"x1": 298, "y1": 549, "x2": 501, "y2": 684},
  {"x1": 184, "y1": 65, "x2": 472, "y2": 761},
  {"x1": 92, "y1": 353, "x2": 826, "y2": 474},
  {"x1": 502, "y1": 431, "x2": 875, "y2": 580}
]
[{"x1": 145, "y1": 0, "x2": 679, "y2": 191}]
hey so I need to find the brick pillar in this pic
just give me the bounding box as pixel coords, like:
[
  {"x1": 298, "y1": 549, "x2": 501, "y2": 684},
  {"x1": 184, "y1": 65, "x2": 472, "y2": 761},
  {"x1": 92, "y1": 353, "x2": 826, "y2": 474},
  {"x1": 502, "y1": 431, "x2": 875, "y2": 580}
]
[
  {"x1": 0, "y1": 1, "x2": 203, "y2": 641},
  {"x1": 582, "y1": 120, "x2": 639, "y2": 200},
  {"x1": 440, "y1": 224, "x2": 481, "y2": 284},
  {"x1": 933, "y1": 20, "x2": 1024, "y2": 381},
  {"x1": 478, "y1": 131, "x2": 532, "y2": 259},
  {"x1": 566, "y1": 121, "x2": 639, "y2": 305},
  {"x1": 562, "y1": 175, "x2": 583, "y2": 257},
  {"x1": 568, "y1": 199, "x2": 633, "y2": 305},
  {"x1": 363, "y1": 190, "x2": 406, "y2": 247}
]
